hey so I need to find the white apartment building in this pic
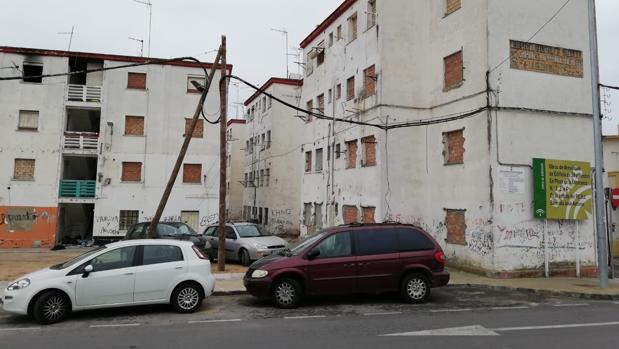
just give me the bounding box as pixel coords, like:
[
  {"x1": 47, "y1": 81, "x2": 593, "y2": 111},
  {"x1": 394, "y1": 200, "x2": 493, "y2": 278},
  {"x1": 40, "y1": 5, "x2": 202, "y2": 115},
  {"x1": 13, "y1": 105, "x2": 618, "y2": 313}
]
[
  {"x1": 226, "y1": 119, "x2": 247, "y2": 220},
  {"x1": 299, "y1": 0, "x2": 597, "y2": 277},
  {"x1": 0, "y1": 46, "x2": 228, "y2": 247},
  {"x1": 242, "y1": 78, "x2": 303, "y2": 236}
]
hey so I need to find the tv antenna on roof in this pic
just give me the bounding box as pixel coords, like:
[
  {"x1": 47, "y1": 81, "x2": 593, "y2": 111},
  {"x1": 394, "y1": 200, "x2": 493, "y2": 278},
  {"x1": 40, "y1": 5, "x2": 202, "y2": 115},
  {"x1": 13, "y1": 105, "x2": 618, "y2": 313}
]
[
  {"x1": 271, "y1": 28, "x2": 291, "y2": 78},
  {"x1": 128, "y1": 37, "x2": 144, "y2": 57},
  {"x1": 58, "y1": 26, "x2": 75, "y2": 51}
]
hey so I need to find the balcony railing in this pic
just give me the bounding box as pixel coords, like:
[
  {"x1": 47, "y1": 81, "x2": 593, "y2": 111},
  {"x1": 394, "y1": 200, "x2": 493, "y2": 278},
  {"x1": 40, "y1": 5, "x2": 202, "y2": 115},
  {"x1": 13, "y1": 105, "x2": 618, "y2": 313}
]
[
  {"x1": 63, "y1": 131, "x2": 99, "y2": 151},
  {"x1": 59, "y1": 180, "x2": 96, "y2": 198},
  {"x1": 67, "y1": 84, "x2": 102, "y2": 103}
]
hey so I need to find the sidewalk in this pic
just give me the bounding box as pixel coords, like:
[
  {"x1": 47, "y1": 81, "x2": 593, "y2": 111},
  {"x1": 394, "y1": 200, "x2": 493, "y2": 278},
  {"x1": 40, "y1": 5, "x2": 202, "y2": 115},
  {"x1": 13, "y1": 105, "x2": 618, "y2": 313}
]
[{"x1": 449, "y1": 269, "x2": 619, "y2": 300}]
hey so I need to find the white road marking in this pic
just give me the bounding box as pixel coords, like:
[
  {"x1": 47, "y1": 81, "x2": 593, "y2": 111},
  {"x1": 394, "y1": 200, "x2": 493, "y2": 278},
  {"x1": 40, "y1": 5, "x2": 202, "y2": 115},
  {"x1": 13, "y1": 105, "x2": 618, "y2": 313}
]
[
  {"x1": 0, "y1": 327, "x2": 41, "y2": 331},
  {"x1": 494, "y1": 321, "x2": 619, "y2": 332},
  {"x1": 382, "y1": 321, "x2": 619, "y2": 337},
  {"x1": 612, "y1": 301, "x2": 619, "y2": 305},
  {"x1": 363, "y1": 312, "x2": 403, "y2": 316},
  {"x1": 188, "y1": 319, "x2": 242, "y2": 324},
  {"x1": 283, "y1": 315, "x2": 326, "y2": 320},
  {"x1": 490, "y1": 306, "x2": 529, "y2": 311},
  {"x1": 89, "y1": 323, "x2": 141, "y2": 328},
  {"x1": 430, "y1": 308, "x2": 472, "y2": 313},
  {"x1": 383, "y1": 325, "x2": 499, "y2": 337},
  {"x1": 552, "y1": 303, "x2": 589, "y2": 307}
]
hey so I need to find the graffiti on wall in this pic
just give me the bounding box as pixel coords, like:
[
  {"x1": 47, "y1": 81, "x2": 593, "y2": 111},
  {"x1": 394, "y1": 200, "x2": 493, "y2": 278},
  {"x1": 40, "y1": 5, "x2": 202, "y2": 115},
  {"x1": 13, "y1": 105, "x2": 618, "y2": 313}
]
[
  {"x1": 95, "y1": 216, "x2": 120, "y2": 236},
  {"x1": 0, "y1": 208, "x2": 50, "y2": 232},
  {"x1": 200, "y1": 213, "x2": 219, "y2": 227},
  {"x1": 270, "y1": 209, "x2": 295, "y2": 234}
]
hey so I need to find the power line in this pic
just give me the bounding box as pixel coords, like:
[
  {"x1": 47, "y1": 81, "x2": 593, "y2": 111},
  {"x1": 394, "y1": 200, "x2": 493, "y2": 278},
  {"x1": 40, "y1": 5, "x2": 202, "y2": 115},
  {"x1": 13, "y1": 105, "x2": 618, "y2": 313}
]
[
  {"x1": 601, "y1": 83, "x2": 619, "y2": 91},
  {"x1": 490, "y1": 0, "x2": 572, "y2": 73}
]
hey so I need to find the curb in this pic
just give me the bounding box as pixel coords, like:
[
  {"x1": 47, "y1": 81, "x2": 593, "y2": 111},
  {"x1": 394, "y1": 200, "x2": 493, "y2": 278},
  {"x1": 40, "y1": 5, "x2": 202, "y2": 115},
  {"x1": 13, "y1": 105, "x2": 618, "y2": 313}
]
[
  {"x1": 449, "y1": 283, "x2": 619, "y2": 301},
  {"x1": 212, "y1": 289, "x2": 247, "y2": 296}
]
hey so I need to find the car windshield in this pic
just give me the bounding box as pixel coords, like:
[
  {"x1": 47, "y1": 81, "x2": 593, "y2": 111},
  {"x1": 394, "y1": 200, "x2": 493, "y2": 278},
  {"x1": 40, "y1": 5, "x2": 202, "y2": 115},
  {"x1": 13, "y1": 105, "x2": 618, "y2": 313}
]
[
  {"x1": 170, "y1": 223, "x2": 198, "y2": 235},
  {"x1": 236, "y1": 225, "x2": 272, "y2": 238},
  {"x1": 50, "y1": 246, "x2": 106, "y2": 269},
  {"x1": 289, "y1": 232, "x2": 326, "y2": 256}
]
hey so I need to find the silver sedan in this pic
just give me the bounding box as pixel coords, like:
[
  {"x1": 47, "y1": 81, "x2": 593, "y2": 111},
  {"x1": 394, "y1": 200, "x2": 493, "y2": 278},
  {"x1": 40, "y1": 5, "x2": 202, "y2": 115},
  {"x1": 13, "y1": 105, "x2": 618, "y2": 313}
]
[{"x1": 202, "y1": 223, "x2": 289, "y2": 266}]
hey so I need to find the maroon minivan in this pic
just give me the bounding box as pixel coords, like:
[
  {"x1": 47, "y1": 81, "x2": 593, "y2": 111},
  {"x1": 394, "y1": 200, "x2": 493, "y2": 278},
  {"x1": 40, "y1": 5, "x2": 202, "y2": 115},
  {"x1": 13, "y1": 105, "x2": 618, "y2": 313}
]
[{"x1": 243, "y1": 223, "x2": 449, "y2": 308}]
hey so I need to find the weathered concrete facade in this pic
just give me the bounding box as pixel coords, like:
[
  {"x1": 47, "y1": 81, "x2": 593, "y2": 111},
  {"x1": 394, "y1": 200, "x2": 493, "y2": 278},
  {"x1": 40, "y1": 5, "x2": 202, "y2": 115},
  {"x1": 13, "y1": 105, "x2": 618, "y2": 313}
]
[
  {"x1": 226, "y1": 119, "x2": 247, "y2": 220},
  {"x1": 242, "y1": 78, "x2": 303, "y2": 236},
  {"x1": 299, "y1": 0, "x2": 597, "y2": 277},
  {"x1": 0, "y1": 47, "x2": 227, "y2": 246}
]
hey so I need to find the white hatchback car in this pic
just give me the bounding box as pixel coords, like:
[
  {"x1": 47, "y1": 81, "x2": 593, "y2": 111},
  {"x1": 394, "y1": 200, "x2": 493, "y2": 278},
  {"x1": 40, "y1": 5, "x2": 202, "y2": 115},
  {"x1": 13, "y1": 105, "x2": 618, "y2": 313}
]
[{"x1": 1, "y1": 240, "x2": 215, "y2": 324}]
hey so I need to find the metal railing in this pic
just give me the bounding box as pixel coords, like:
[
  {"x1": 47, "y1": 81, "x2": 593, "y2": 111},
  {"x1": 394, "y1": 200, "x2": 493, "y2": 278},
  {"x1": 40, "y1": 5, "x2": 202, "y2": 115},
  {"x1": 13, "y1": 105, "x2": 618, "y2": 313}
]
[
  {"x1": 63, "y1": 132, "x2": 99, "y2": 151},
  {"x1": 67, "y1": 84, "x2": 102, "y2": 103},
  {"x1": 59, "y1": 180, "x2": 96, "y2": 198}
]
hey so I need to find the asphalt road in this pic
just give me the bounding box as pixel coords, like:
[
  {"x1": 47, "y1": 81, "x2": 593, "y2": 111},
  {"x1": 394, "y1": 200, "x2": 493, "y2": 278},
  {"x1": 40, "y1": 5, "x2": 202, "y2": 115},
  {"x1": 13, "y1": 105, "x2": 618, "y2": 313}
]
[{"x1": 1, "y1": 286, "x2": 619, "y2": 349}]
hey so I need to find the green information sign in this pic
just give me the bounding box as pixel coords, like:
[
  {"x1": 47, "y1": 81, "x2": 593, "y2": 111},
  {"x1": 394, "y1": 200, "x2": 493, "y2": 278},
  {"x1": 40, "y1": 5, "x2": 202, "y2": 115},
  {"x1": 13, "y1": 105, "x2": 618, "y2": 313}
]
[{"x1": 533, "y1": 158, "x2": 592, "y2": 221}]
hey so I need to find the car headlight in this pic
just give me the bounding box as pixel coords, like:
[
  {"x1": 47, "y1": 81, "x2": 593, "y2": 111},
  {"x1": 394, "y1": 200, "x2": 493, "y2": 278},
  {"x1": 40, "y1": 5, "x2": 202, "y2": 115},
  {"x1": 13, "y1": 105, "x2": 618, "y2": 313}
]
[
  {"x1": 7, "y1": 278, "x2": 30, "y2": 291},
  {"x1": 251, "y1": 270, "x2": 268, "y2": 278},
  {"x1": 252, "y1": 243, "x2": 268, "y2": 250}
]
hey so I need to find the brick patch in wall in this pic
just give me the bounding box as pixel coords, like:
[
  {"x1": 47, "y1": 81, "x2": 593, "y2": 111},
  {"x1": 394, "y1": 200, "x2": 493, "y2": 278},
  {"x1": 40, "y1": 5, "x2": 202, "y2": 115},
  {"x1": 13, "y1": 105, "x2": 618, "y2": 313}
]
[
  {"x1": 14, "y1": 159, "x2": 35, "y2": 181},
  {"x1": 183, "y1": 164, "x2": 202, "y2": 183},
  {"x1": 343, "y1": 205, "x2": 359, "y2": 224},
  {"x1": 445, "y1": 209, "x2": 466, "y2": 245},
  {"x1": 443, "y1": 129, "x2": 465, "y2": 165},
  {"x1": 122, "y1": 162, "x2": 142, "y2": 182}
]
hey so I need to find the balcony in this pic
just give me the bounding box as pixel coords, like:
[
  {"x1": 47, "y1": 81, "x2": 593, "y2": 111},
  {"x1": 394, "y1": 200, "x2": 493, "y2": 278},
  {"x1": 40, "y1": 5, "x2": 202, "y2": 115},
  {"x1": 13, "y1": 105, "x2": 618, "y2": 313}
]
[
  {"x1": 59, "y1": 180, "x2": 96, "y2": 199},
  {"x1": 67, "y1": 84, "x2": 102, "y2": 103},
  {"x1": 63, "y1": 131, "x2": 99, "y2": 155}
]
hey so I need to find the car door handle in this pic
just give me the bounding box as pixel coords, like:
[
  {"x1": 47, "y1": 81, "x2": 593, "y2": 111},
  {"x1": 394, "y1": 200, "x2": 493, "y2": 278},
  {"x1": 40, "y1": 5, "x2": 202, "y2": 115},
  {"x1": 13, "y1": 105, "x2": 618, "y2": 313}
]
[
  {"x1": 124, "y1": 273, "x2": 134, "y2": 276},
  {"x1": 344, "y1": 263, "x2": 355, "y2": 268},
  {"x1": 357, "y1": 262, "x2": 368, "y2": 267},
  {"x1": 175, "y1": 267, "x2": 183, "y2": 270}
]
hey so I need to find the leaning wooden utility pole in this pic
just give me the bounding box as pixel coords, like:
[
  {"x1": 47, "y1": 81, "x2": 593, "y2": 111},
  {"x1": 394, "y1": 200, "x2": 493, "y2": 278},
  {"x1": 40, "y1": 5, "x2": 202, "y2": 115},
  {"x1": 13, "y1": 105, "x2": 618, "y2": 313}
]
[
  {"x1": 217, "y1": 36, "x2": 228, "y2": 271},
  {"x1": 146, "y1": 45, "x2": 224, "y2": 238}
]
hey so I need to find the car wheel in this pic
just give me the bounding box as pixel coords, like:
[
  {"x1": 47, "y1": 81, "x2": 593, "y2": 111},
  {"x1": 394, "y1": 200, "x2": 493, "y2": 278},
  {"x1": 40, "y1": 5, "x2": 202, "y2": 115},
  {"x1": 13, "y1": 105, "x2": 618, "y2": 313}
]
[
  {"x1": 171, "y1": 283, "x2": 203, "y2": 313},
  {"x1": 401, "y1": 273, "x2": 431, "y2": 304},
  {"x1": 240, "y1": 249, "x2": 251, "y2": 266},
  {"x1": 272, "y1": 278, "x2": 303, "y2": 309},
  {"x1": 32, "y1": 291, "x2": 71, "y2": 324}
]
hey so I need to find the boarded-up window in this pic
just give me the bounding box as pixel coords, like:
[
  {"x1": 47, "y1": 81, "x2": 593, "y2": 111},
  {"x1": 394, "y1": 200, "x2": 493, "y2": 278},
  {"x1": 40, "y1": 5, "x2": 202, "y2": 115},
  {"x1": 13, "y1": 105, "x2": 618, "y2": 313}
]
[
  {"x1": 346, "y1": 140, "x2": 358, "y2": 169},
  {"x1": 336, "y1": 84, "x2": 342, "y2": 100},
  {"x1": 317, "y1": 47, "x2": 325, "y2": 66},
  {"x1": 187, "y1": 75, "x2": 206, "y2": 93},
  {"x1": 303, "y1": 203, "x2": 313, "y2": 226},
  {"x1": 305, "y1": 151, "x2": 312, "y2": 173},
  {"x1": 306, "y1": 99, "x2": 313, "y2": 122},
  {"x1": 445, "y1": 0, "x2": 461, "y2": 15},
  {"x1": 14, "y1": 159, "x2": 35, "y2": 181},
  {"x1": 348, "y1": 13, "x2": 358, "y2": 42},
  {"x1": 317, "y1": 94, "x2": 325, "y2": 114},
  {"x1": 119, "y1": 210, "x2": 139, "y2": 231},
  {"x1": 445, "y1": 209, "x2": 466, "y2": 245},
  {"x1": 336, "y1": 144, "x2": 341, "y2": 159},
  {"x1": 18, "y1": 110, "x2": 39, "y2": 130},
  {"x1": 343, "y1": 205, "x2": 359, "y2": 224},
  {"x1": 315, "y1": 203, "x2": 323, "y2": 230},
  {"x1": 347, "y1": 76, "x2": 355, "y2": 101},
  {"x1": 367, "y1": 0, "x2": 377, "y2": 28},
  {"x1": 362, "y1": 207, "x2": 376, "y2": 223},
  {"x1": 443, "y1": 129, "x2": 465, "y2": 165},
  {"x1": 183, "y1": 164, "x2": 202, "y2": 183},
  {"x1": 185, "y1": 118, "x2": 204, "y2": 138},
  {"x1": 124, "y1": 116, "x2": 144, "y2": 136},
  {"x1": 127, "y1": 72, "x2": 147, "y2": 89},
  {"x1": 122, "y1": 162, "x2": 142, "y2": 182},
  {"x1": 315, "y1": 148, "x2": 323, "y2": 172},
  {"x1": 363, "y1": 65, "x2": 376, "y2": 98},
  {"x1": 362, "y1": 135, "x2": 377, "y2": 167},
  {"x1": 337, "y1": 25, "x2": 343, "y2": 40},
  {"x1": 444, "y1": 50, "x2": 463, "y2": 91}
]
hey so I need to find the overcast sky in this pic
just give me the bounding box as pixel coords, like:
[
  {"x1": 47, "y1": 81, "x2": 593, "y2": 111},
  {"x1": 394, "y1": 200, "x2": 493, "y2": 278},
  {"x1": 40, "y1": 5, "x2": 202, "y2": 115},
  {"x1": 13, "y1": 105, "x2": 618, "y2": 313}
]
[{"x1": 0, "y1": 0, "x2": 617, "y2": 132}]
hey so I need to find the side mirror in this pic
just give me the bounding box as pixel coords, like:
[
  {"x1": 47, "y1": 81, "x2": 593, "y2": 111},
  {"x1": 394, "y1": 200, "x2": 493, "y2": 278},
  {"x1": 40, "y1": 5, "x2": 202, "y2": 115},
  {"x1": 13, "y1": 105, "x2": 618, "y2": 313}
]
[
  {"x1": 82, "y1": 264, "x2": 93, "y2": 278},
  {"x1": 307, "y1": 249, "x2": 320, "y2": 260}
]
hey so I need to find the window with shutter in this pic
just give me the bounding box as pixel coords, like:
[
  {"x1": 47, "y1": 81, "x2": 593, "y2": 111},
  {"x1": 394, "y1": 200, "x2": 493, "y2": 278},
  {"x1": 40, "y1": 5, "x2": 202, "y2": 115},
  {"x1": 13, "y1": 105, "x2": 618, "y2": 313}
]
[{"x1": 18, "y1": 110, "x2": 39, "y2": 130}]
